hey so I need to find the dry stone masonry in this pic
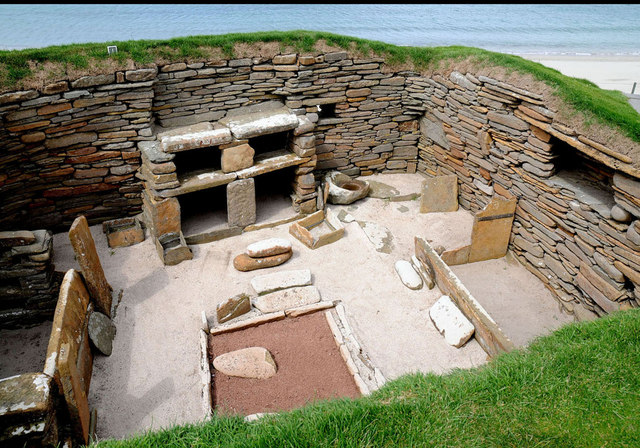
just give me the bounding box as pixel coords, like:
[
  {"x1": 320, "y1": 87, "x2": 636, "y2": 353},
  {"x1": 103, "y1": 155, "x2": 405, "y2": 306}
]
[
  {"x1": 0, "y1": 230, "x2": 61, "y2": 328},
  {"x1": 1, "y1": 48, "x2": 639, "y2": 320}
]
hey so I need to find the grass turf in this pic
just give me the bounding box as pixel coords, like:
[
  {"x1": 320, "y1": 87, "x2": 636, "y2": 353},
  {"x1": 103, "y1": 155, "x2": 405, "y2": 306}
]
[
  {"x1": 93, "y1": 308, "x2": 640, "y2": 448},
  {"x1": 0, "y1": 30, "x2": 639, "y2": 143}
]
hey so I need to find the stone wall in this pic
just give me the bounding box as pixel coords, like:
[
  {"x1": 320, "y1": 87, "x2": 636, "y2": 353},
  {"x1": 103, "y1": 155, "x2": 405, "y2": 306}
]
[
  {"x1": 151, "y1": 52, "x2": 420, "y2": 175},
  {"x1": 0, "y1": 52, "x2": 422, "y2": 232},
  {"x1": 2, "y1": 50, "x2": 640, "y2": 319},
  {"x1": 0, "y1": 71, "x2": 156, "y2": 231},
  {"x1": 409, "y1": 71, "x2": 640, "y2": 317},
  {"x1": 0, "y1": 230, "x2": 61, "y2": 328}
]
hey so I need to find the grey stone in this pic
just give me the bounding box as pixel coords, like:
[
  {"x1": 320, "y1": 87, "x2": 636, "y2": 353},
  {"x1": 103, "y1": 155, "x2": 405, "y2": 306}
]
[
  {"x1": 611, "y1": 204, "x2": 632, "y2": 223},
  {"x1": 88, "y1": 310, "x2": 116, "y2": 356},
  {"x1": 449, "y1": 71, "x2": 477, "y2": 90},
  {"x1": 220, "y1": 108, "x2": 299, "y2": 139},
  {"x1": 227, "y1": 179, "x2": 256, "y2": 228},
  {"x1": 420, "y1": 116, "x2": 449, "y2": 149},
  {"x1": 627, "y1": 221, "x2": 640, "y2": 246},
  {"x1": 160, "y1": 128, "x2": 233, "y2": 153},
  {"x1": 613, "y1": 173, "x2": 640, "y2": 198}
]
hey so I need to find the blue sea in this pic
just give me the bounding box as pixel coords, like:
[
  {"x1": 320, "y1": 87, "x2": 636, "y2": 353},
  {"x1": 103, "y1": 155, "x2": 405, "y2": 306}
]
[{"x1": 0, "y1": 4, "x2": 639, "y2": 55}]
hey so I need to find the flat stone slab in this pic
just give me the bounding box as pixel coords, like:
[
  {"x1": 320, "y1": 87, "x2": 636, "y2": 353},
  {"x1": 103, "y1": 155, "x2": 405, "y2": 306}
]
[
  {"x1": 160, "y1": 128, "x2": 233, "y2": 153},
  {"x1": 429, "y1": 295, "x2": 475, "y2": 348},
  {"x1": 219, "y1": 107, "x2": 299, "y2": 139},
  {"x1": 88, "y1": 310, "x2": 116, "y2": 356},
  {"x1": 367, "y1": 180, "x2": 400, "y2": 199},
  {"x1": 69, "y1": 215, "x2": 112, "y2": 316},
  {"x1": 253, "y1": 285, "x2": 321, "y2": 313},
  {"x1": 357, "y1": 220, "x2": 394, "y2": 254},
  {"x1": 394, "y1": 260, "x2": 423, "y2": 290},
  {"x1": 213, "y1": 347, "x2": 277, "y2": 379},
  {"x1": 246, "y1": 238, "x2": 292, "y2": 258},
  {"x1": 420, "y1": 175, "x2": 459, "y2": 213},
  {"x1": 0, "y1": 230, "x2": 36, "y2": 248},
  {"x1": 251, "y1": 269, "x2": 313, "y2": 295}
]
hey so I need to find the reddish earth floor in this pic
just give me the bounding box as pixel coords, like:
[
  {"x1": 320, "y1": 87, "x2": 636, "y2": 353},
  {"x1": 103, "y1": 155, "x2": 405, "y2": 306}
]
[{"x1": 208, "y1": 311, "x2": 360, "y2": 416}]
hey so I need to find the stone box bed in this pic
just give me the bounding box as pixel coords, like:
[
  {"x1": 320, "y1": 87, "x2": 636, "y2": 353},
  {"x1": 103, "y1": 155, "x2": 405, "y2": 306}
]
[{"x1": 208, "y1": 311, "x2": 360, "y2": 416}]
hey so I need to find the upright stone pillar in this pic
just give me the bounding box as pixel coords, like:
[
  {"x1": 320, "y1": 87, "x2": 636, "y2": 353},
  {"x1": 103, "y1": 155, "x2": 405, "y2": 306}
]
[{"x1": 227, "y1": 179, "x2": 256, "y2": 228}]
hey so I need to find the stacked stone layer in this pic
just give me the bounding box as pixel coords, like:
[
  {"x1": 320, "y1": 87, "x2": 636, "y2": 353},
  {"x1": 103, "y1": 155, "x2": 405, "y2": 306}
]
[
  {"x1": 0, "y1": 230, "x2": 60, "y2": 327},
  {"x1": 0, "y1": 52, "x2": 639, "y2": 318},
  {"x1": 410, "y1": 71, "x2": 640, "y2": 316}
]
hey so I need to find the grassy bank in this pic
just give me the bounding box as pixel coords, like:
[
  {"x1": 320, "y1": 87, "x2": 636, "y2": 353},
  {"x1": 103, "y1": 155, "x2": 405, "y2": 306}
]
[
  {"x1": 94, "y1": 309, "x2": 640, "y2": 447},
  {"x1": 0, "y1": 30, "x2": 639, "y2": 143}
]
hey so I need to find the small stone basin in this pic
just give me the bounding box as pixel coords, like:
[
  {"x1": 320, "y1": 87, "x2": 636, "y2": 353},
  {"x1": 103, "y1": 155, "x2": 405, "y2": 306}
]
[{"x1": 325, "y1": 172, "x2": 370, "y2": 205}]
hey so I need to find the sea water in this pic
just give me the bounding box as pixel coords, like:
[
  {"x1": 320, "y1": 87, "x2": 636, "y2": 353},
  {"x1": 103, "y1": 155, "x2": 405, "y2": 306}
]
[{"x1": 0, "y1": 4, "x2": 639, "y2": 55}]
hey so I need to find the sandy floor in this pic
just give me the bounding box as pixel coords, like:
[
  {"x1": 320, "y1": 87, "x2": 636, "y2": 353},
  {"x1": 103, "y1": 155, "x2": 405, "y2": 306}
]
[
  {"x1": 451, "y1": 255, "x2": 573, "y2": 347},
  {"x1": 0, "y1": 320, "x2": 52, "y2": 378},
  {"x1": 520, "y1": 54, "x2": 640, "y2": 94},
  {"x1": 40, "y1": 172, "x2": 572, "y2": 441}
]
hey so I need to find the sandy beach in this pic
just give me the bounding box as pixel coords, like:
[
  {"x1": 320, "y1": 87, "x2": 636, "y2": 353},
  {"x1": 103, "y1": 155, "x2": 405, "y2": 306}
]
[{"x1": 519, "y1": 54, "x2": 640, "y2": 94}]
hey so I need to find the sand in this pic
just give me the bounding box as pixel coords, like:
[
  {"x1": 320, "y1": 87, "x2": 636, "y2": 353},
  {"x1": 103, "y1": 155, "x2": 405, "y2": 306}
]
[
  {"x1": 520, "y1": 54, "x2": 640, "y2": 94},
  {"x1": 40, "y1": 172, "x2": 573, "y2": 441}
]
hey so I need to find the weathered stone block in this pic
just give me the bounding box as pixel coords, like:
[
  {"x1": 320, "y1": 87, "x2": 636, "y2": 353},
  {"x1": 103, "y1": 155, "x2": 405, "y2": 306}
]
[
  {"x1": 430, "y1": 295, "x2": 475, "y2": 347},
  {"x1": 420, "y1": 175, "x2": 459, "y2": 213},
  {"x1": 250, "y1": 269, "x2": 312, "y2": 295},
  {"x1": 155, "y1": 232, "x2": 193, "y2": 266},
  {"x1": 221, "y1": 143, "x2": 255, "y2": 173},
  {"x1": 213, "y1": 347, "x2": 277, "y2": 379},
  {"x1": 227, "y1": 178, "x2": 256, "y2": 228},
  {"x1": 216, "y1": 293, "x2": 251, "y2": 324},
  {"x1": 0, "y1": 230, "x2": 36, "y2": 248},
  {"x1": 144, "y1": 192, "x2": 180, "y2": 236},
  {"x1": 102, "y1": 217, "x2": 144, "y2": 248}
]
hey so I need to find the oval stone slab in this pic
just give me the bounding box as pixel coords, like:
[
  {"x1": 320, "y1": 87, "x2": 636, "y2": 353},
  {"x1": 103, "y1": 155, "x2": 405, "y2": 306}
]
[
  {"x1": 233, "y1": 250, "x2": 292, "y2": 272},
  {"x1": 246, "y1": 238, "x2": 292, "y2": 258},
  {"x1": 394, "y1": 260, "x2": 423, "y2": 290},
  {"x1": 213, "y1": 347, "x2": 277, "y2": 379}
]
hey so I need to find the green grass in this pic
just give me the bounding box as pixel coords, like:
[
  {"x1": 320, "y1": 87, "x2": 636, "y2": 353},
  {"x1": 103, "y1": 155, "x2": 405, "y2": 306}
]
[
  {"x1": 94, "y1": 309, "x2": 640, "y2": 448},
  {"x1": 1, "y1": 30, "x2": 638, "y2": 142}
]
